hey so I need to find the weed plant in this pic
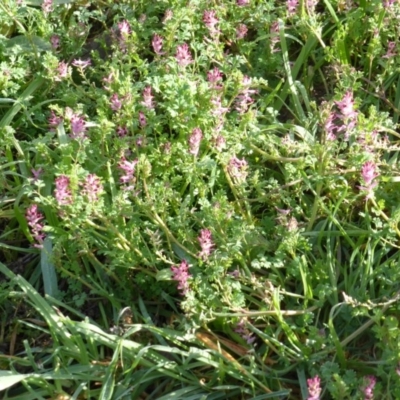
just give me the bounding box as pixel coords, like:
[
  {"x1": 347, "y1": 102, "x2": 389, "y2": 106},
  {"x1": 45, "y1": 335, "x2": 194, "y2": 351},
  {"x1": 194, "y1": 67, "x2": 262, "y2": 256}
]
[{"x1": 1, "y1": 0, "x2": 400, "y2": 399}]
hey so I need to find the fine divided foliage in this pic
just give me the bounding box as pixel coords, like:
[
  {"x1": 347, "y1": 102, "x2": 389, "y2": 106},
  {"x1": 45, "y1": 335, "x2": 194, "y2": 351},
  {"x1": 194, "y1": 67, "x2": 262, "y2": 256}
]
[{"x1": 1, "y1": 0, "x2": 400, "y2": 399}]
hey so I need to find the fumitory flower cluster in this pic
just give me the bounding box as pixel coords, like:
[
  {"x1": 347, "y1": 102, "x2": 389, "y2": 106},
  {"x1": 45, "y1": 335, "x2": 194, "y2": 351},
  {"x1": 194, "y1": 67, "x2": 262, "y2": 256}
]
[
  {"x1": 54, "y1": 175, "x2": 72, "y2": 205},
  {"x1": 235, "y1": 319, "x2": 256, "y2": 345},
  {"x1": 171, "y1": 260, "x2": 191, "y2": 295},
  {"x1": 26, "y1": 204, "x2": 46, "y2": 247},
  {"x1": 81, "y1": 174, "x2": 103, "y2": 202},
  {"x1": 324, "y1": 91, "x2": 358, "y2": 140},
  {"x1": 359, "y1": 161, "x2": 379, "y2": 199},
  {"x1": 118, "y1": 157, "x2": 138, "y2": 191},
  {"x1": 362, "y1": 375, "x2": 376, "y2": 399},
  {"x1": 175, "y1": 43, "x2": 192, "y2": 67},
  {"x1": 203, "y1": 10, "x2": 219, "y2": 37},
  {"x1": 188, "y1": 128, "x2": 203, "y2": 156},
  {"x1": 307, "y1": 375, "x2": 322, "y2": 400},
  {"x1": 235, "y1": 76, "x2": 256, "y2": 114},
  {"x1": 228, "y1": 156, "x2": 248, "y2": 182},
  {"x1": 198, "y1": 229, "x2": 214, "y2": 260}
]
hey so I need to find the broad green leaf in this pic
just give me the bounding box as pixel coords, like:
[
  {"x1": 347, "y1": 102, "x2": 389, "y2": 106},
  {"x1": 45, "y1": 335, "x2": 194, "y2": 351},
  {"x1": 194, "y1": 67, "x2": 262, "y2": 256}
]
[
  {"x1": 0, "y1": 371, "x2": 30, "y2": 391},
  {"x1": 5, "y1": 36, "x2": 52, "y2": 52},
  {"x1": 41, "y1": 237, "x2": 58, "y2": 297}
]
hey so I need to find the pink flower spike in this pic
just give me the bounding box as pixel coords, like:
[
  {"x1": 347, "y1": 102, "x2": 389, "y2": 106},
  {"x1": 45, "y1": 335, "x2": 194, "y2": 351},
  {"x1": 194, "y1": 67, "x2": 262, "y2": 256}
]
[
  {"x1": 152, "y1": 33, "x2": 164, "y2": 55},
  {"x1": 198, "y1": 229, "x2": 214, "y2": 260},
  {"x1": 175, "y1": 43, "x2": 192, "y2": 67},
  {"x1": 141, "y1": 86, "x2": 155, "y2": 109},
  {"x1": 31, "y1": 168, "x2": 43, "y2": 181},
  {"x1": 70, "y1": 114, "x2": 87, "y2": 139},
  {"x1": 55, "y1": 61, "x2": 68, "y2": 81},
  {"x1": 188, "y1": 127, "x2": 203, "y2": 156},
  {"x1": 335, "y1": 91, "x2": 358, "y2": 120},
  {"x1": 235, "y1": 319, "x2": 256, "y2": 345},
  {"x1": 307, "y1": 375, "x2": 322, "y2": 400},
  {"x1": 287, "y1": 0, "x2": 299, "y2": 14},
  {"x1": 81, "y1": 174, "x2": 103, "y2": 202},
  {"x1": 171, "y1": 260, "x2": 191, "y2": 295},
  {"x1": 118, "y1": 20, "x2": 131, "y2": 37},
  {"x1": 26, "y1": 204, "x2": 46, "y2": 247},
  {"x1": 118, "y1": 157, "x2": 138, "y2": 190},
  {"x1": 237, "y1": 0, "x2": 250, "y2": 5},
  {"x1": 236, "y1": 24, "x2": 248, "y2": 39},
  {"x1": 324, "y1": 111, "x2": 338, "y2": 140},
  {"x1": 50, "y1": 35, "x2": 60, "y2": 50},
  {"x1": 228, "y1": 156, "x2": 248, "y2": 182},
  {"x1": 383, "y1": 41, "x2": 396, "y2": 58},
  {"x1": 116, "y1": 125, "x2": 128, "y2": 137},
  {"x1": 138, "y1": 111, "x2": 147, "y2": 127},
  {"x1": 54, "y1": 175, "x2": 72, "y2": 205},
  {"x1": 361, "y1": 161, "x2": 379, "y2": 187},
  {"x1": 110, "y1": 94, "x2": 122, "y2": 111},
  {"x1": 359, "y1": 161, "x2": 379, "y2": 199},
  {"x1": 362, "y1": 376, "x2": 376, "y2": 400},
  {"x1": 42, "y1": 0, "x2": 53, "y2": 13},
  {"x1": 72, "y1": 59, "x2": 91, "y2": 69},
  {"x1": 203, "y1": 10, "x2": 219, "y2": 36},
  {"x1": 48, "y1": 111, "x2": 63, "y2": 131}
]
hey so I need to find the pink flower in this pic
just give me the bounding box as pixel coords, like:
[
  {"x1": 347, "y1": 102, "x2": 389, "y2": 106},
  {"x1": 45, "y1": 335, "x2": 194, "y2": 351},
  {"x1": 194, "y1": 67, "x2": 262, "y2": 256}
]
[
  {"x1": 118, "y1": 20, "x2": 130, "y2": 37},
  {"x1": 31, "y1": 168, "x2": 43, "y2": 181},
  {"x1": 54, "y1": 175, "x2": 72, "y2": 205},
  {"x1": 235, "y1": 319, "x2": 256, "y2": 345},
  {"x1": 237, "y1": 0, "x2": 250, "y2": 5},
  {"x1": 72, "y1": 59, "x2": 91, "y2": 69},
  {"x1": 26, "y1": 204, "x2": 46, "y2": 247},
  {"x1": 50, "y1": 35, "x2": 60, "y2": 50},
  {"x1": 383, "y1": 41, "x2": 396, "y2": 58},
  {"x1": 81, "y1": 174, "x2": 103, "y2": 202},
  {"x1": 235, "y1": 76, "x2": 256, "y2": 114},
  {"x1": 210, "y1": 95, "x2": 229, "y2": 117},
  {"x1": 207, "y1": 67, "x2": 223, "y2": 89},
  {"x1": 236, "y1": 24, "x2": 248, "y2": 39},
  {"x1": 55, "y1": 61, "x2": 68, "y2": 81},
  {"x1": 228, "y1": 156, "x2": 248, "y2": 182},
  {"x1": 42, "y1": 0, "x2": 53, "y2": 13},
  {"x1": 324, "y1": 111, "x2": 338, "y2": 140},
  {"x1": 138, "y1": 111, "x2": 147, "y2": 127},
  {"x1": 307, "y1": 375, "x2": 321, "y2": 400},
  {"x1": 188, "y1": 128, "x2": 203, "y2": 156},
  {"x1": 359, "y1": 161, "x2": 379, "y2": 199},
  {"x1": 48, "y1": 110, "x2": 63, "y2": 131},
  {"x1": 175, "y1": 43, "x2": 192, "y2": 67},
  {"x1": 118, "y1": 157, "x2": 138, "y2": 190},
  {"x1": 171, "y1": 260, "x2": 191, "y2": 295},
  {"x1": 110, "y1": 94, "x2": 122, "y2": 111},
  {"x1": 383, "y1": 0, "x2": 396, "y2": 6},
  {"x1": 335, "y1": 91, "x2": 358, "y2": 120},
  {"x1": 141, "y1": 86, "x2": 155, "y2": 109},
  {"x1": 306, "y1": 0, "x2": 318, "y2": 11},
  {"x1": 70, "y1": 114, "x2": 87, "y2": 139},
  {"x1": 287, "y1": 0, "x2": 299, "y2": 14},
  {"x1": 163, "y1": 9, "x2": 173, "y2": 23},
  {"x1": 215, "y1": 135, "x2": 226, "y2": 151},
  {"x1": 362, "y1": 376, "x2": 376, "y2": 400},
  {"x1": 198, "y1": 229, "x2": 214, "y2": 260},
  {"x1": 152, "y1": 34, "x2": 164, "y2": 55},
  {"x1": 116, "y1": 125, "x2": 128, "y2": 137},
  {"x1": 270, "y1": 21, "x2": 280, "y2": 52},
  {"x1": 203, "y1": 10, "x2": 219, "y2": 36}
]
